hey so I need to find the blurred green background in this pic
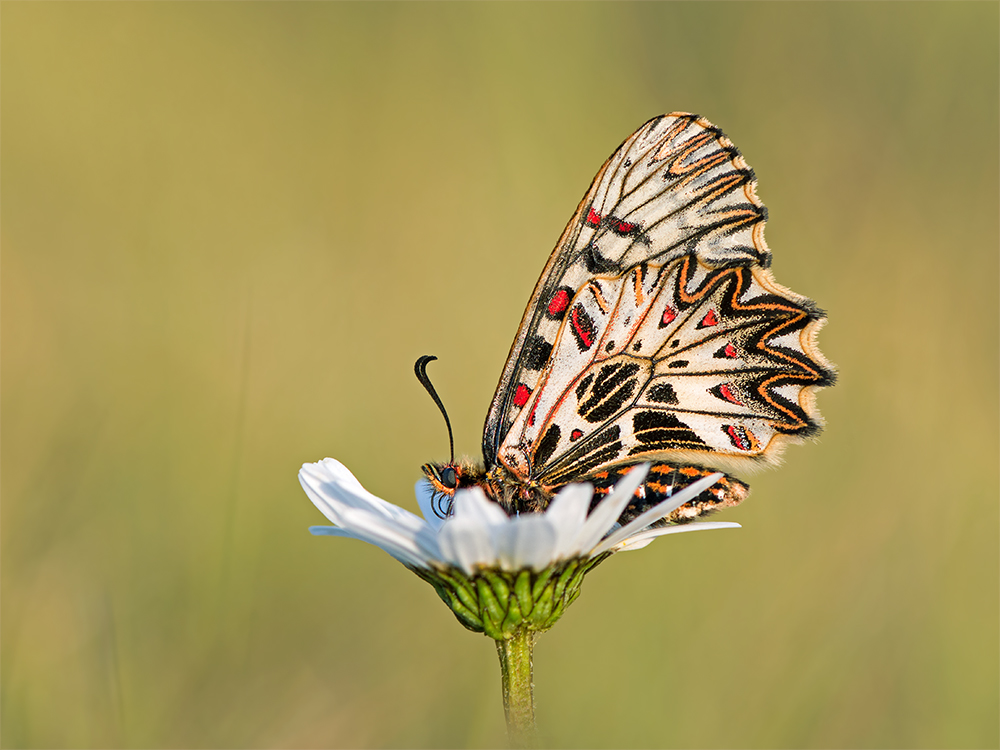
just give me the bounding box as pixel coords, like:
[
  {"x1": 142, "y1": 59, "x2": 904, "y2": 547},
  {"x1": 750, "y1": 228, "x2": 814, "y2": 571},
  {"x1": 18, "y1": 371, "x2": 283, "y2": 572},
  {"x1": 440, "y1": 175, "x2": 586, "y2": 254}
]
[{"x1": 3, "y1": 3, "x2": 997, "y2": 748}]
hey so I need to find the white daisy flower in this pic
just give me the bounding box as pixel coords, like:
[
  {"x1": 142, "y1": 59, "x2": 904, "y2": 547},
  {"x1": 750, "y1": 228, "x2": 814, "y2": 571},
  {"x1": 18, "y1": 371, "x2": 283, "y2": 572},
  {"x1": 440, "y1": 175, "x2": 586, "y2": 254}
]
[{"x1": 300, "y1": 457, "x2": 739, "y2": 638}]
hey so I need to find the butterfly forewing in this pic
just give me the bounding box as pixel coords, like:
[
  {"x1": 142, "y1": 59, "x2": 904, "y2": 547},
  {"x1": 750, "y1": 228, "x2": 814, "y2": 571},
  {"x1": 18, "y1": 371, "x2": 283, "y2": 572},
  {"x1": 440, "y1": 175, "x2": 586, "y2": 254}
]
[
  {"x1": 483, "y1": 113, "x2": 777, "y2": 469},
  {"x1": 483, "y1": 113, "x2": 833, "y2": 500}
]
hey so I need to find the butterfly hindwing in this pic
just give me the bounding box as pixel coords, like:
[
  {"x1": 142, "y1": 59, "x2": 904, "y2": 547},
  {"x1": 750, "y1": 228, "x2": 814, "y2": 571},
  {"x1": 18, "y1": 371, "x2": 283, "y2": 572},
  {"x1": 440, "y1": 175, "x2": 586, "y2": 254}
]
[{"x1": 585, "y1": 463, "x2": 749, "y2": 526}]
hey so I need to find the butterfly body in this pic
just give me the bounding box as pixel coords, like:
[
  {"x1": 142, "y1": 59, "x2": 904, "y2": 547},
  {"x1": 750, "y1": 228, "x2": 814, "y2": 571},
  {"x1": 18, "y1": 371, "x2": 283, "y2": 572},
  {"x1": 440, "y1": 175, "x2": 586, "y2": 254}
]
[
  {"x1": 422, "y1": 113, "x2": 834, "y2": 523},
  {"x1": 422, "y1": 460, "x2": 554, "y2": 515}
]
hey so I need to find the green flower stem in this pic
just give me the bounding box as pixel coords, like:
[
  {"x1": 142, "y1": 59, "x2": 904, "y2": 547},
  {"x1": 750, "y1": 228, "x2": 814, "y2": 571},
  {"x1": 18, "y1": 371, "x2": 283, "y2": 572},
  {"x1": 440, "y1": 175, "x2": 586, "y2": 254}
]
[
  {"x1": 415, "y1": 559, "x2": 613, "y2": 745},
  {"x1": 496, "y1": 629, "x2": 537, "y2": 748}
]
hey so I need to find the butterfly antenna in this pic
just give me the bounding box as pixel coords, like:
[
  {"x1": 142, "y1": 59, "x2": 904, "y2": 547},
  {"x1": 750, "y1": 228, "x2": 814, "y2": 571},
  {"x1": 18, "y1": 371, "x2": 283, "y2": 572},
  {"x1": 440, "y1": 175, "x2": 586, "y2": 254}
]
[{"x1": 414, "y1": 355, "x2": 455, "y2": 465}]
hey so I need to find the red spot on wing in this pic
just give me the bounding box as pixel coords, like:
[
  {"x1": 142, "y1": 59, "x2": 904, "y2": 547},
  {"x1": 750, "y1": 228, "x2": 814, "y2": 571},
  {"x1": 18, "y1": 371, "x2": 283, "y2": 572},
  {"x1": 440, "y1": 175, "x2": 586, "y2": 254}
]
[
  {"x1": 611, "y1": 219, "x2": 636, "y2": 235},
  {"x1": 718, "y1": 384, "x2": 743, "y2": 405},
  {"x1": 513, "y1": 384, "x2": 532, "y2": 407},
  {"x1": 713, "y1": 341, "x2": 739, "y2": 360},
  {"x1": 570, "y1": 429, "x2": 583, "y2": 441},
  {"x1": 724, "y1": 425, "x2": 757, "y2": 451},
  {"x1": 725, "y1": 425, "x2": 748, "y2": 450},
  {"x1": 547, "y1": 289, "x2": 570, "y2": 316},
  {"x1": 698, "y1": 309, "x2": 718, "y2": 328},
  {"x1": 585, "y1": 207, "x2": 602, "y2": 227},
  {"x1": 570, "y1": 305, "x2": 596, "y2": 350},
  {"x1": 660, "y1": 305, "x2": 677, "y2": 327}
]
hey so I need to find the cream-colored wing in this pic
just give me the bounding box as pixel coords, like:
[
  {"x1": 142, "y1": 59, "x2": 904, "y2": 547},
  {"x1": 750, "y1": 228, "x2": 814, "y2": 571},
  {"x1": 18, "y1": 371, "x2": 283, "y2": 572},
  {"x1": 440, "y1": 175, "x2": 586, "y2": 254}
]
[
  {"x1": 483, "y1": 113, "x2": 775, "y2": 470},
  {"x1": 494, "y1": 256, "x2": 834, "y2": 486}
]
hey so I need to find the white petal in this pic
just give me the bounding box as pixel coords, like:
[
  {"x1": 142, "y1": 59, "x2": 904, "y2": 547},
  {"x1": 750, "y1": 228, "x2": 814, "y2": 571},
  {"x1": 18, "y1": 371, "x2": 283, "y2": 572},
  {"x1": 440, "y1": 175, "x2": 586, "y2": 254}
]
[
  {"x1": 593, "y1": 472, "x2": 724, "y2": 555},
  {"x1": 309, "y1": 524, "x2": 429, "y2": 565},
  {"x1": 414, "y1": 479, "x2": 447, "y2": 532},
  {"x1": 437, "y1": 516, "x2": 496, "y2": 575},
  {"x1": 300, "y1": 469, "x2": 349, "y2": 525},
  {"x1": 330, "y1": 506, "x2": 435, "y2": 568},
  {"x1": 572, "y1": 464, "x2": 650, "y2": 555},
  {"x1": 310, "y1": 519, "x2": 432, "y2": 569},
  {"x1": 611, "y1": 535, "x2": 656, "y2": 551},
  {"x1": 612, "y1": 522, "x2": 741, "y2": 552},
  {"x1": 495, "y1": 515, "x2": 559, "y2": 571},
  {"x1": 436, "y1": 488, "x2": 510, "y2": 574},
  {"x1": 300, "y1": 460, "x2": 438, "y2": 554},
  {"x1": 300, "y1": 459, "x2": 428, "y2": 530},
  {"x1": 309, "y1": 525, "x2": 355, "y2": 537},
  {"x1": 543, "y1": 484, "x2": 593, "y2": 560},
  {"x1": 451, "y1": 487, "x2": 509, "y2": 528}
]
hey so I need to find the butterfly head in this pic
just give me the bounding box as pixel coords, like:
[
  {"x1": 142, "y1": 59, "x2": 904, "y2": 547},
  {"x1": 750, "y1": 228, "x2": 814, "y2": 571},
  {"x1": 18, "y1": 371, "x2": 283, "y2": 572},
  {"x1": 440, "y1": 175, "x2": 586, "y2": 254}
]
[
  {"x1": 421, "y1": 461, "x2": 490, "y2": 518},
  {"x1": 422, "y1": 462, "x2": 461, "y2": 493}
]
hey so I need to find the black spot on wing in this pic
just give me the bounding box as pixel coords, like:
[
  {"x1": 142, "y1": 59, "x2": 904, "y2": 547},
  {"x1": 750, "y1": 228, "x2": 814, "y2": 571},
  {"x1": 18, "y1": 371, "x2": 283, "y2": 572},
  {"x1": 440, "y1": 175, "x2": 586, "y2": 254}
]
[
  {"x1": 523, "y1": 336, "x2": 553, "y2": 371},
  {"x1": 631, "y1": 411, "x2": 707, "y2": 452},
  {"x1": 646, "y1": 382, "x2": 678, "y2": 405},
  {"x1": 539, "y1": 426, "x2": 623, "y2": 484},
  {"x1": 578, "y1": 362, "x2": 641, "y2": 424},
  {"x1": 582, "y1": 241, "x2": 619, "y2": 274},
  {"x1": 533, "y1": 424, "x2": 562, "y2": 468}
]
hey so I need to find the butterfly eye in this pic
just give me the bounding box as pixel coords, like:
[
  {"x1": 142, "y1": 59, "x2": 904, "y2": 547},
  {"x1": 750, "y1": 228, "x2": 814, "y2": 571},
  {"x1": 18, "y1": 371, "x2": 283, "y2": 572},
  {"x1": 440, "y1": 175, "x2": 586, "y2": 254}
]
[{"x1": 440, "y1": 467, "x2": 457, "y2": 488}]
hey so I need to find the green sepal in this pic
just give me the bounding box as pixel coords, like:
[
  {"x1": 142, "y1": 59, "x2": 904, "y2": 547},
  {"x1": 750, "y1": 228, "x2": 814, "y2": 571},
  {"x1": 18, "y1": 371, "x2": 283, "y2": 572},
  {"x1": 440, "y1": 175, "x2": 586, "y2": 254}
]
[
  {"x1": 531, "y1": 583, "x2": 555, "y2": 625},
  {"x1": 445, "y1": 592, "x2": 485, "y2": 631},
  {"x1": 453, "y1": 580, "x2": 480, "y2": 615},
  {"x1": 552, "y1": 560, "x2": 579, "y2": 601},
  {"x1": 531, "y1": 566, "x2": 556, "y2": 601},
  {"x1": 477, "y1": 577, "x2": 507, "y2": 638},
  {"x1": 567, "y1": 584, "x2": 583, "y2": 607},
  {"x1": 413, "y1": 557, "x2": 600, "y2": 640},
  {"x1": 514, "y1": 570, "x2": 533, "y2": 615},
  {"x1": 482, "y1": 570, "x2": 510, "y2": 605},
  {"x1": 481, "y1": 612, "x2": 505, "y2": 640},
  {"x1": 437, "y1": 569, "x2": 479, "y2": 614},
  {"x1": 501, "y1": 591, "x2": 523, "y2": 633}
]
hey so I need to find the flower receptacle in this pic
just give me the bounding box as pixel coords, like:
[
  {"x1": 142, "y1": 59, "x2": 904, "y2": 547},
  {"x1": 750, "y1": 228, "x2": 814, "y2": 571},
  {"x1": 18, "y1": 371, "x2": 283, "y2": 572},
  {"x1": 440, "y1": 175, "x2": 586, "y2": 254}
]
[{"x1": 413, "y1": 556, "x2": 608, "y2": 640}]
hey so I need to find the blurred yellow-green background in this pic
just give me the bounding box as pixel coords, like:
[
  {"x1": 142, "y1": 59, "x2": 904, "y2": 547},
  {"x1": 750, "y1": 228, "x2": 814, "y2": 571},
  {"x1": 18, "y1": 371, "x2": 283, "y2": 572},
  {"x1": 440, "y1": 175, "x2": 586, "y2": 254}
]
[{"x1": 3, "y1": 3, "x2": 997, "y2": 748}]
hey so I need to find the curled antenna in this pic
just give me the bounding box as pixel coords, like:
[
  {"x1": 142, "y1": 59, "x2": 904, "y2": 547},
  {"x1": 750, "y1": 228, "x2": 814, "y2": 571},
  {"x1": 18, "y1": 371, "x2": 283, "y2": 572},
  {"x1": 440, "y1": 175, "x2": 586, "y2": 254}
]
[{"x1": 414, "y1": 355, "x2": 455, "y2": 465}]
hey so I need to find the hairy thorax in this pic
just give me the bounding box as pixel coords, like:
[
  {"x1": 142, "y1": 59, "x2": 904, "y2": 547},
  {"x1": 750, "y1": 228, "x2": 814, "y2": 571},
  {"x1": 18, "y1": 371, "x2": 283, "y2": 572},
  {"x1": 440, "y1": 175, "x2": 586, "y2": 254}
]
[{"x1": 421, "y1": 461, "x2": 555, "y2": 517}]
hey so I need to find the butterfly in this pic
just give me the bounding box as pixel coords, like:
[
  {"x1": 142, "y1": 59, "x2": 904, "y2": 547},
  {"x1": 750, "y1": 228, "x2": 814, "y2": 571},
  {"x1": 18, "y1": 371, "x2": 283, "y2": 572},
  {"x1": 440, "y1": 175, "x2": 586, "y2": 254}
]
[{"x1": 417, "y1": 113, "x2": 834, "y2": 526}]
